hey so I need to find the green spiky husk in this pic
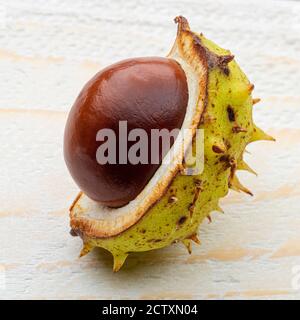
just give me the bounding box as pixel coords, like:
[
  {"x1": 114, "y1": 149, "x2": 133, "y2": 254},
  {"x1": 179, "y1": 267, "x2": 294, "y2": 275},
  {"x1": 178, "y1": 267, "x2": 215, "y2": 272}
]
[{"x1": 78, "y1": 32, "x2": 272, "y2": 272}]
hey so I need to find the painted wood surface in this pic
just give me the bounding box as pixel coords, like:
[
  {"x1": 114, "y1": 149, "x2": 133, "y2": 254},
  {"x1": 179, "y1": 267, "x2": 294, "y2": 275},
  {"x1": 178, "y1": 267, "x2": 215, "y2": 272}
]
[{"x1": 0, "y1": 0, "x2": 300, "y2": 299}]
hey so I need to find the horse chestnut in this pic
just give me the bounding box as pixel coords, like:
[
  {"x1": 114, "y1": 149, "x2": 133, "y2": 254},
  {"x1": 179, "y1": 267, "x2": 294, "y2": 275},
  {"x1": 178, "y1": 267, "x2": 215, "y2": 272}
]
[{"x1": 64, "y1": 57, "x2": 188, "y2": 207}]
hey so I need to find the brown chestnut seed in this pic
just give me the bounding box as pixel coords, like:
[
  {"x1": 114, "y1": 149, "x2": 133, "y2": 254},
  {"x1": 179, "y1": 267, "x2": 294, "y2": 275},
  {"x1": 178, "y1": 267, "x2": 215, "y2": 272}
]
[{"x1": 64, "y1": 57, "x2": 188, "y2": 207}]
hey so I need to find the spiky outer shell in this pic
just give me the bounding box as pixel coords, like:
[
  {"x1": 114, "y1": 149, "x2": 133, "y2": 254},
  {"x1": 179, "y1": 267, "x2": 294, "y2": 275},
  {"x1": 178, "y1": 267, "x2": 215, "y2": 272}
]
[{"x1": 75, "y1": 19, "x2": 273, "y2": 272}]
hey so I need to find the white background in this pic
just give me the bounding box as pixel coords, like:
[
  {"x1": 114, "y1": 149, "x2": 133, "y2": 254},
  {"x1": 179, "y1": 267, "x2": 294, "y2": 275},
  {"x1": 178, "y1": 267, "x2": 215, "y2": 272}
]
[{"x1": 0, "y1": 0, "x2": 300, "y2": 299}]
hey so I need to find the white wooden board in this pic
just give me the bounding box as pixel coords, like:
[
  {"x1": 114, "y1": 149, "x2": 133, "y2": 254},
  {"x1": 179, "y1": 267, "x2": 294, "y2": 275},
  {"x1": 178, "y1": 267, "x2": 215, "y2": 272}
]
[{"x1": 0, "y1": 0, "x2": 300, "y2": 299}]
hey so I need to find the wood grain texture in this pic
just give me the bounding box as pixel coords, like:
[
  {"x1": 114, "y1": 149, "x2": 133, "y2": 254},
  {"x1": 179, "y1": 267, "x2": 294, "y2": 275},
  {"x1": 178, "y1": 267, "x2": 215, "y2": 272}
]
[{"x1": 0, "y1": 0, "x2": 300, "y2": 299}]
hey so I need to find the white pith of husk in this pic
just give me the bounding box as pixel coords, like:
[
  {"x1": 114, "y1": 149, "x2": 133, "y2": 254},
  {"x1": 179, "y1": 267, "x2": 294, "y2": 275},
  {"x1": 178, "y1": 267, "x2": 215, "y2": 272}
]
[{"x1": 70, "y1": 30, "x2": 207, "y2": 237}]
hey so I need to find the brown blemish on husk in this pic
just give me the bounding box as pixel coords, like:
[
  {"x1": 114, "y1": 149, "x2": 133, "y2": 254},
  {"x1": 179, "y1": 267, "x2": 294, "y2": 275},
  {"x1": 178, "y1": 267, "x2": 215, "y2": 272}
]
[
  {"x1": 227, "y1": 105, "x2": 235, "y2": 122},
  {"x1": 177, "y1": 216, "x2": 188, "y2": 226},
  {"x1": 216, "y1": 55, "x2": 234, "y2": 76},
  {"x1": 212, "y1": 144, "x2": 226, "y2": 154},
  {"x1": 232, "y1": 125, "x2": 247, "y2": 133},
  {"x1": 219, "y1": 155, "x2": 230, "y2": 163},
  {"x1": 194, "y1": 178, "x2": 203, "y2": 189},
  {"x1": 188, "y1": 186, "x2": 201, "y2": 217}
]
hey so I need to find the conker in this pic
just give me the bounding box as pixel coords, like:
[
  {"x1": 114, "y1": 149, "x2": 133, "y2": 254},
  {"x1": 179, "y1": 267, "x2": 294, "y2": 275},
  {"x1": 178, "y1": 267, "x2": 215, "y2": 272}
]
[{"x1": 64, "y1": 57, "x2": 188, "y2": 207}]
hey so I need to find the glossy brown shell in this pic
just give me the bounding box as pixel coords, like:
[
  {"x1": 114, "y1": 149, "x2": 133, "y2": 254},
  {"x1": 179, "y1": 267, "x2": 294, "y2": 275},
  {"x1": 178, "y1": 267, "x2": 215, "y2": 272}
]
[{"x1": 64, "y1": 57, "x2": 188, "y2": 207}]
